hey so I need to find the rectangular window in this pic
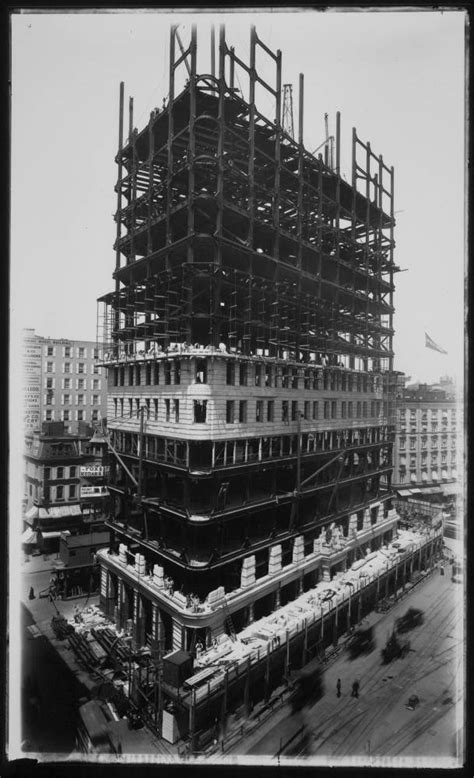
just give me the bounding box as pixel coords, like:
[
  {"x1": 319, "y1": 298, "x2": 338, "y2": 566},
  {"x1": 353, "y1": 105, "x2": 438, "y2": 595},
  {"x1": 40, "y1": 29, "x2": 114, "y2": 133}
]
[
  {"x1": 165, "y1": 399, "x2": 170, "y2": 422},
  {"x1": 45, "y1": 410, "x2": 53, "y2": 421},
  {"x1": 63, "y1": 409, "x2": 70, "y2": 421},
  {"x1": 92, "y1": 409, "x2": 99, "y2": 421},
  {"x1": 193, "y1": 400, "x2": 207, "y2": 423},
  {"x1": 93, "y1": 378, "x2": 100, "y2": 390},
  {"x1": 129, "y1": 398, "x2": 133, "y2": 416},
  {"x1": 47, "y1": 345, "x2": 54, "y2": 356},
  {"x1": 265, "y1": 365, "x2": 273, "y2": 387},
  {"x1": 226, "y1": 400, "x2": 235, "y2": 423},
  {"x1": 63, "y1": 394, "x2": 70, "y2": 405},
  {"x1": 92, "y1": 394, "x2": 99, "y2": 405},
  {"x1": 239, "y1": 400, "x2": 247, "y2": 423},
  {"x1": 267, "y1": 400, "x2": 274, "y2": 422},
  {"x1": 324, "y1": 401, "x2": 329, "y2": 419},
  {"x1": 154, "y1": 399, "x2": 158, "y2": 420},
  {"x1": 46, "y1": 377, "x2": 53, "y2": 389},
  {"x1": 69, "y1": 484, "x2": 76, "y2": 499},
  {"x1": 64, "y1": 346, "x2": 71, "y2": 358},
  {"x1": 174, "y1": 361, "x2": 181, "y2": 385},
  {"x1": 135, "y1": 398, "x2": 140, "y2": 415},
  {"x1": 400, "y1": 437, "x2": 406, "y2": 450},
  {"x1": 256, "y1": 400, "x2": 264, "y2": 422},
  {"x1": 135, "y1": 364, "x2": 141, "y2": 386},
  {"x1": 44, "y1": 467, "x2": 51, "y2": 480},
  {"x1": 255, "y1": 364, "x2": 262, "y2": 387},
  {"x1": 362, "y1": 401, "x2": 367, "y2": 418},
  {"x1": 63, "y1": 378, "x2": 70, "y2": 389},
  {"x1": 348, "y1": 401, "x2": 353, "y2": 418},
  {"x1": 282, "y1": 368, "x2": 289, "y2": 389},
  {"x1": 341, "y1": 401, "x2": 346, "y2": 418},
  {"x1": 144, "y1": 398, "x2": 150, "y2": 420},
  {"x1": 114, "y1": 398, "x2": 118, "y2": 417},
  {"x1": 78, "y1": 347, "x2": 85, "y2": 358},
  {"x1": 78, "y1": 363, "x2": 85, "y2": 374},
  {"x1": 357, "y1": 401, "x2": 361, "y2": 418},
  {"x1": 46, "y1": 362, "x2": 53, "y2": 373},
  {"x1": 282, "y1": 400, "x2": 289, "y2": 422},
  {"x1": 120, "y1": 399, "x2": 124, "y2": 416},
  {"x1": 239, "y1": 363, "x2": 248, "y2": 386},
  {"x1": 77, "y1": 378, "x2": 85, "y2": 390},
  {"x1": 174, "y1": 399, "x2": 180, "y2": 423},
  {"x1": 195, "y1": 359, "x2": 207, "y2": 384},
  {"x1": 304, "y1": 400, "x2": 310, "y2": 420},
  {"x1": 226, "y1": 362, "x2": 235, "y2": 385},
  {"x1": 93, "y1": 348, "x2": 99, "y2": 359},
  {"x1": 77, "y1": 394, "x2": 84, "y2": 405},
  {"x1": 57, "y1": 467, "x2": 64, "y2": 479},
  {"x1": 77, "y1": 410, "x2": 84, "y2": 421},
  {"x1": 291, "y1": 401, "x2": 298, "y2": 421},
  {"x1": 312, "y1": 401, "x2": 318, "y2": 420},
  {"x1": 410, "y1": 437, "x2": 416, "y2": 450},
  {"x1": 93, "y1": 365, "x2": 99, "y2": 374},
  {"x1": 291, "y1": 369, "x2": 298, "y2": 390},
  {"x1": 64, "y1": 362, "x2": 70, "y2": 374},
  {"x1": 304, "y1": 369, "x2": 311, "y2": 390},
  {"x1": 331, "y1": 401, "x2": 337, "y2": 419},
  {"x1": 56, "y1": 485, "x2": 64, "y2": 501},
  {"x1": 162, "y1": 362, "x2": 170, "y2": 385}
]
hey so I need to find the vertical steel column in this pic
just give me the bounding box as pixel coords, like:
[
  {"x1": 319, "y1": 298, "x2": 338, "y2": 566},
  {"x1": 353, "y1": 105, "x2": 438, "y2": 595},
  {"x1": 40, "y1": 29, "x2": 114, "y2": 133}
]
[
  {"x1": 211, "y1": 25, "x2": 216, "y2": 78},
  {"x1": 389, "y1": 165, "x2": 395, "y2": 375},
  {"x1": 114, "y1": 83, "x2": 125, "y2": 346},
  {"x1": 129, "y1": 97, "x2": 137, "y2": 267},
  {"x1": 184, "y1": 25, "x2": 197, "y2": 344},
  {"x1": 166, "y1": 27, "x2": 176, "y2": 249},
  {"x1": 147, "y1": 111, "x2": 155, "y2": 256},
  {"x1": 294, "y1": 73, "x2": 304, "y2": 357},
  {"x1": 273, "y1": 51, "x2": 282, "y2": 263}
]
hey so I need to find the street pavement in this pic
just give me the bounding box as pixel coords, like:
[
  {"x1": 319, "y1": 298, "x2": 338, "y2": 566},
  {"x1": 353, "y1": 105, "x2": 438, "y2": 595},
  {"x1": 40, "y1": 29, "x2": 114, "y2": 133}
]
[{"x1": 232, "y1": 567, "x2": 464, "y2": 767}]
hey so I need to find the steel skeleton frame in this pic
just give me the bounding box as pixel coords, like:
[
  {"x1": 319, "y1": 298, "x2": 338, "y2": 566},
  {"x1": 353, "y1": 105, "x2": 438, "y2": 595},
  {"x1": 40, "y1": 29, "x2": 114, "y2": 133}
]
[{"x1": 98, "y1": 26, "x2": 396, "y2": 366}]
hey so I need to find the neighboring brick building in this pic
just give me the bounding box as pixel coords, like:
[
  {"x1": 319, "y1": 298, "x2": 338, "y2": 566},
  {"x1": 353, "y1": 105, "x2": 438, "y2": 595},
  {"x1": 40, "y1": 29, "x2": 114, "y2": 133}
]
[
  {"x1": 23, "y1": 421, "x2": 109, "y2": 546},
  {"x1": 392, "y1": 376, "x2": 461, "y2": 511},
  {"x1": 22, "y1": 328, "x2": 107, "y2": 433}
]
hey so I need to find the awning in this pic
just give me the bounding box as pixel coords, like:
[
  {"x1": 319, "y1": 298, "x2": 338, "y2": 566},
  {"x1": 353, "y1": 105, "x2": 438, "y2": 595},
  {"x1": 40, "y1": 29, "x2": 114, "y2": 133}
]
[
  {"x1": 24, "y1": 506, "x2": 39, "y2": 522},
  {"x1": 396, "y1": 489, "x2": 412, "y2": 497},
  {"x1": 442, "y1": 482, "x2": 461, "y2": 497},
  {"x1": 31, "y1": 505, "x2": 83, "y2": 521},
  {"x1": 39, "y1": 530, "x2": 62, "y2": 540},
  {"x1": 416, "y1": 486, "x2": 443, "y2": 495},
  {"x1": 21, "y1": 528, "x2": 37, "y2": 544}
]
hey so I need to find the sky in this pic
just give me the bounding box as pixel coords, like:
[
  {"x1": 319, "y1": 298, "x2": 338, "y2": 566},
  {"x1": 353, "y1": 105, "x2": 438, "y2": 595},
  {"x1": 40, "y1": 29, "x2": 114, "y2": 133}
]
[{"x1": 10, "y1": 9, "x2": 466, "y2": 386}]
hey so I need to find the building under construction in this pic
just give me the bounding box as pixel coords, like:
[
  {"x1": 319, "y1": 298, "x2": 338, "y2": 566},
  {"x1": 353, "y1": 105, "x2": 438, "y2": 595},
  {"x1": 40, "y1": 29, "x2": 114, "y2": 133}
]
[{"x1": 95, "y1": 24, "x2": 405, "y2": 742}]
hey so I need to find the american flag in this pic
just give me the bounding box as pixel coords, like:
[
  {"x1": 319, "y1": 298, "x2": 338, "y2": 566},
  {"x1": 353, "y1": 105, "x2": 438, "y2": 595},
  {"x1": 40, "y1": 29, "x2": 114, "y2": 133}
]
[{"x1": 425, "y1": 332, "x2": 448, "y2": 354}]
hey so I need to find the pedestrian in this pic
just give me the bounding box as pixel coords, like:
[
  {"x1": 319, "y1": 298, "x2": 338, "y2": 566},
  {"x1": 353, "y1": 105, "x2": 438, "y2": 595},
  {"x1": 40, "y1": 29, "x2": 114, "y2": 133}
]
[
  {"x1": 28, "y1": 586, "x2": 35, "y2": 600},
  {"x1": 336, "y1": 678, "x2": 341, "y2": 698},
  {"x1": 351, "y1": 680, "x2": 359, "y2": 698}
]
